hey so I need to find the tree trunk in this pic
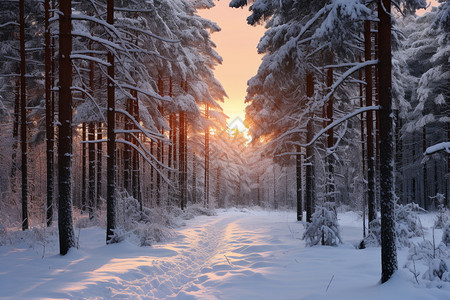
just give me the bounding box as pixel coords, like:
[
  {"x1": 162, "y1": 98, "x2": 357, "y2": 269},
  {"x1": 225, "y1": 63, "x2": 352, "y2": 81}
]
[
  {"x1": 326, "y1": 67, "x2": 334, "y2": 203},
  {"x1": 359, "y1": 58, "x2": 366, "y2": 238},
  {"x1": 11, "y1": 79, "x2": 19, "y2": 194},
  {"x1": 81, "y1": 123, "x2": 87, "y2": 211},
  {"x1": 273, "y1": 163, "x2": 277, "y2": 210},
  {"x1": 58, "y1": 0, "x2": 75, "y2": 254},
  {"x1": 204, "y1": 104, "x2": 210, "y2": 207},
  {"x1": 106, "y1": 0, "x2": 116, "y2": 243},
  {"x1": 378, "y1": 0, "x2": 397, "y2": 283},
  {"x1": 132, "y1": 92, "x2": 141, "y2": 207},
  {"x1": 296, "y1": 145, "x2": 302, "y2": 221},
  {"x1": 365, "y1": 20, "x2": 376, "y2": 225},
  {"x1": 216, "y1": 166, "x2": 220, "y2": 208},
  {"x1": 394, "y1": 110, "x2": 403, "y2": 203},
  {"x1": 192, "y1": 154, "x2": 197, "y2": 203},
  {"x1": 375, "y1": 22, "x2": 381, "y2": 212},
  {"x1": 19, "y1": 0, "x2": 28, "y2": 231},
  {"x1": 123, "y1": 99, "x2": 131, "y2": 194},
  {"x1": 88, "y1": 122, "x2": 96, "y2": 218},
  {"x1": 423, "y1": 127, "x2": 428, "y2": 209},
  {"x1": 45, "y1": 0, "x2": 54, "y2": 227},
  {"x1": 306, "y1": 73, "x2": 314, "y2": 223},
  {"x1": 179, "y1": 111, "x2": 186, "y2": 210},
  {"x1": 447, "y1": 122, "x2": 449, "y2": 208},
  {"x1": 96, "y1": 122, "x2": 102, "y2": 209}
]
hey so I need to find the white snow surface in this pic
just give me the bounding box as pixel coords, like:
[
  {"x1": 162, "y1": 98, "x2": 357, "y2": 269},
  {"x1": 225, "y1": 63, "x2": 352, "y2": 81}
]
[{"x1": 1, "y1": 209, "x2": 449, "y2": 299}]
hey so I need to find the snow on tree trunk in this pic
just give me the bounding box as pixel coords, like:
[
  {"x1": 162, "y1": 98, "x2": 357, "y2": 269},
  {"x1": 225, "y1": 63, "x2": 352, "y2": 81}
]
[
  {"x1": 378, "y1": 0, "x2": 398, "y2": 283},
  {"x1": 58, "y1": 0, "x2": 75, "y2": 255}
]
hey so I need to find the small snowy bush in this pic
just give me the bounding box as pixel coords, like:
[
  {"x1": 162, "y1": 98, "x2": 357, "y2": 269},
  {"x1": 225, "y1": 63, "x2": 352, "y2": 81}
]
[
  {"x1": 433, "y1": 194, "x2": 448, "y2": 229},
  {"x1": 442, "y1": 223, "x2": 450, "y2": 247},
  {"x1": 112, "y1": 193, "x2": 217, "y2": 246},
  {"x1": 364, "y1": 218, "x2": 381, "y2": 247},
  {"x1": 364, "y1": 201, "x2": 425, "y2": 248},
  {"x1": 395, "y1": 201, "x2": 425, "y2": 247},
  {"x1": 111, "y1": 193, "x2": 174, "y2": 246},
  {"x1": 406, "y1": 232, "x2": 450, "y2": 283},
  {"x1": 302, "y1": 203, "x2": 342, "y2": 247}
]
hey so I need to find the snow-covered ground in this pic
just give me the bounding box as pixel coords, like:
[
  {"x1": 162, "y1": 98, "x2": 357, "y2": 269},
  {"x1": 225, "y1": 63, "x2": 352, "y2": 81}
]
[{"x1": 1, "y1": 209, "x2": 449, "y2": 299}]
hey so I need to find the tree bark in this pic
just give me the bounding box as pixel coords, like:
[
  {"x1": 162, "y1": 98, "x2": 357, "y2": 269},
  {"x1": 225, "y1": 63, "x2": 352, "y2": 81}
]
[
  {"x1": 204, "y1": 104, "x2": 210, "y2": 207},
  {"x1": 193, "y1": 154, "x2": 197, "y2": 203},
  {"x1": 296, "y1": 145, "x2": 302, "y2": 221},
  {"x1": 58, "y1": 0, "x2": 75, "y2": 255},
  {"x1": 96, "y1": 122, "x2": 102, "y2": 209},
  {"x1": 359, "y1": 58, "x2": 366, "y2": 238},
  {"x1": 132, "y1": 92, "x2": 141, "y2": 206},
  {"x1": 123, "y1": 99, "x2": 131, "y2": 194},
  {"x1": 365, "y1": 20, "x2": 377, "y2": 225},
  {"x1": 306, "y1": 73, "x2": 315, "y2": 223},
  {"x1": 45, "y1": 0, "x2": 54, "y2": 227},
  {"x1": 378, "y1": 0, "x2": 398, "y2": 283},
  {"x1": 106, "y1": 0, "x2": 116, "y2": 243},
  {"x1": 326, "y1": 67, "x2": 334, "y2": 203},
  {"x1": 394, "y1": 110, "x2": 403, "y2": 203},
  {"x1": 422, "y1": 127, "x2": 428, "y2": 209},
  {"x1": 179, "y1": 111, "x2": 186, "y2": 210},
  {"x1": 11, "y1": 78, "x2": 19, "y2": 194},
  {"x1": 81, "y1": 123, "x2": 87, "y2": 211},
  {"x1": 19, "y1": 0, "x2": 28, "y2": 231},
  {"x1": 88, "y1": 122, "x2": 95, "y2": 218},
  {"x1": 216, "y1": 166, "x2": 220, "y2": 208}
]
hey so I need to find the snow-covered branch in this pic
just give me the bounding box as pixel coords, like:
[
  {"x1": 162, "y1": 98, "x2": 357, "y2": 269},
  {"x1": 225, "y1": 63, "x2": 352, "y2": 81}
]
[
  {"x1": 70, "y1": 54, "x2": 111, "y2": 67},
  {"x1": 276, "y1": 106, "x2": 380, "y2": 152},
  {"x1": 425, "y1": 142, "x2": 450, "y2": 155},
  {"x1": 116, "y1": 139, "x2": 175, "y2": 189},
  {"x1": 115, "y1": 108, "x2": 165, "y2": 141}
]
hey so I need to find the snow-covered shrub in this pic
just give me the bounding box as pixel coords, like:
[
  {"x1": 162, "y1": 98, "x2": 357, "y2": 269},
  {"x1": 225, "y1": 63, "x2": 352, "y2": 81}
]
[
  {"x1": 406, "y1": 235, "x2": 450, "y2": 283},
  {"x1": 111, "y1": 192, "x2": 218, "y2": 246},
  {"x1": 442, "y1": 223, "x2": 450, "y2": 247},
  {"x1": 0, "y1": 225, "x2": 58, "y2": 255},
  {"x1": 112, "y1": 193, "x2": 174, "y2": 246},
  {"x1": 423, "y1": 258, "x2": 450, "y2": 282},
  {"x1": 395, "y1": 201, "x2": 425, "y2": 247},
  {"x1": 302, "y1": 203, "x2": 342, "y2": 247},
  {"x1": 184, "y1": 204, "x2": 217, "y2": 218},
  {"x1": 364, "y1": 201, "x2": 425, "y2": 248},
  {"x1": 364, "y1": 218, "x2": 381, "y2": 247},
  {"x1": 433, "y1": 194, "x2": 448, "y2": 229}
]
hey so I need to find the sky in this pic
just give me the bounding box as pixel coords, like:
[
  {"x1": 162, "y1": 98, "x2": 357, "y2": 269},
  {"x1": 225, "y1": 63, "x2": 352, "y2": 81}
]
[
  {"x1": 198, "y1": 0, "x2": 439, "y2": 130},
  {"x1": 197, "y1": 1, "x2": 265, "y2": 130}
]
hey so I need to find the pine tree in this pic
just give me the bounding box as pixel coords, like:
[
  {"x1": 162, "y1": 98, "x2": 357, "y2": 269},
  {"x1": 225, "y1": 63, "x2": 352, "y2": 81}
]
[
  {"x1": 378, "y1": 0, "x2": 397, "y2": 283},
  {"x1": 58, "y1": 0, "x2": 75, "y2": 255}
]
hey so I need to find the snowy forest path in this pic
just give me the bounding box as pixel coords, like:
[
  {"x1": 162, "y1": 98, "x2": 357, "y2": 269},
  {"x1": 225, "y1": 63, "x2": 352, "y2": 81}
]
[{"x1": 64, "y1": 210, "x2": 303, "y2": 299}]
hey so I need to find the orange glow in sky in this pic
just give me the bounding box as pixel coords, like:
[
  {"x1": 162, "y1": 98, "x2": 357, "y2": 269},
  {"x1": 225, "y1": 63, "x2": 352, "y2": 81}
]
[
  {"x1": 199, "y1": 0, "x2": 439, "y2": 127},
  {"x1": 197, "y1": 1, "x2": 266, "y2": 127}
]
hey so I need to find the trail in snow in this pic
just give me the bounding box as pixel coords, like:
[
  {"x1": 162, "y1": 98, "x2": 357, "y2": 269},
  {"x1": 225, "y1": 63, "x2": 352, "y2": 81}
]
[
  {"x1": 66, "y1": 211, "x2": 295, "y2": 299},
  {"x1": 1, "y1": 209, "x2": 449, "y2": 300}
]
